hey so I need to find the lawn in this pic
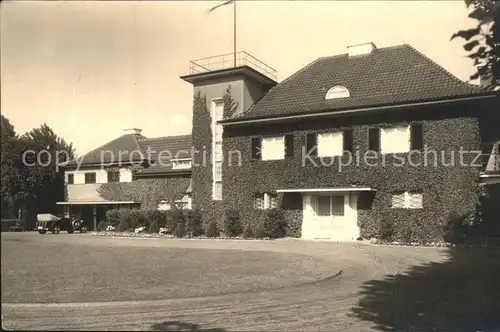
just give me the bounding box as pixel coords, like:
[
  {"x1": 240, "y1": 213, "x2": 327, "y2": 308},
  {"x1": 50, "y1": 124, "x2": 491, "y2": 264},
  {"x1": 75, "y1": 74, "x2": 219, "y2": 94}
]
[{"x1": 1, "y1": 234, "x2": 335, "y2": 303}]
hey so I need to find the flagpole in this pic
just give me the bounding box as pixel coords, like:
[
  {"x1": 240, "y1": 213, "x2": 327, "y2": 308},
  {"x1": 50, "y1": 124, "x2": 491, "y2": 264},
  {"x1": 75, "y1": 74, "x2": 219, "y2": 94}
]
[{"x1": 233, "y1": 0, "x2": 237, "y2": 66}]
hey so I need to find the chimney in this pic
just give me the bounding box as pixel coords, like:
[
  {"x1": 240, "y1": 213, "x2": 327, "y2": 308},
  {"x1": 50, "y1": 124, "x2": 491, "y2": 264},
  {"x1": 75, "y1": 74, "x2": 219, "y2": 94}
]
[
  {"x1": 123, "y1": 128, "x2": 142, "y2": 135},
  {"x1": 347, "y1": 42, "x2": 377, "y2": 56}
]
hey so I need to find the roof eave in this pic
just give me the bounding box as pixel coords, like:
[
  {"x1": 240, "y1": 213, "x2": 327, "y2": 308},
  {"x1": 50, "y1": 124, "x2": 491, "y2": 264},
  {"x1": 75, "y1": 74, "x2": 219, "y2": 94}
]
[
  {"x1": 219, "y1": 93, "x2": 497, "y2": 126},
  {"x1": 134, "y1": 169, "x2": 192, "y2": 178}
]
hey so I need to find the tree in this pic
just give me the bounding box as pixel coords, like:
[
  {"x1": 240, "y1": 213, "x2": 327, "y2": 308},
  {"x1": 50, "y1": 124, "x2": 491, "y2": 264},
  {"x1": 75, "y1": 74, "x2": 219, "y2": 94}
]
[
  {"x1": 452, "y1": 0, "x2": 500, "y2": 89},
  {"x1": 1, "y1": 115, "x2": 20, "y2": 218},
  {"x1": 0, "y1": 117, "x2": 75, "y2": 226}
]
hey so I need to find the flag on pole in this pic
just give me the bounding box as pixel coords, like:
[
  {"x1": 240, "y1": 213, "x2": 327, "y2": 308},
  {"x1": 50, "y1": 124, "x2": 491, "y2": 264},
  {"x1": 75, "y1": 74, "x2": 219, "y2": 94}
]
[{"x1": 207, "y1": 0, "x2": 234, "y2": 13}]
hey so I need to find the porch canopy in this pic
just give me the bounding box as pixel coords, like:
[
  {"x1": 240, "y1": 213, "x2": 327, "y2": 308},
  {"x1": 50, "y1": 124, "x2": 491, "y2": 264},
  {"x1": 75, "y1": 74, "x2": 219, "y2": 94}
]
[
  {"x1": 56, "y1": 201, "x2": 137, "y2": 205},
  {"x1": 276, "y1": 187, "x2": 375, "y2": 193}
]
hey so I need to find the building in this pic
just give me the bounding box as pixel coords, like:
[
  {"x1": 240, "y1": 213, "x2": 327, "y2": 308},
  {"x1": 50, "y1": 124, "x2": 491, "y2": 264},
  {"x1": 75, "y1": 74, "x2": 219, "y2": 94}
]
[
  {"x1": 181, "y1": 43, "x2": 499, "y2": 242},
  {"x1": 60, "y1": 43, "x2": 499, "y2": 240},
  {"x1": 58, "y1": 129, "x2": 192, "y2": 230}
]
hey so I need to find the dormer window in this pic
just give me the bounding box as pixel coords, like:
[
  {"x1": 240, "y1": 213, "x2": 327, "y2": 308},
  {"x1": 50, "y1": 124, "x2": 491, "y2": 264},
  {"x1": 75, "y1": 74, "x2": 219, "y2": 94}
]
[{"x1": 325, "y1": 86, "x2": 350, "y2": 100}]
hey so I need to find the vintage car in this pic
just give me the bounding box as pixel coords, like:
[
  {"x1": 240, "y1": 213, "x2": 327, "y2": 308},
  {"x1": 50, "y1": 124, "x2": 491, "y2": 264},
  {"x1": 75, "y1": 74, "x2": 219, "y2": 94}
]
[{"x1": 36, "y1": 213, "x2": 87, "y2": 234}]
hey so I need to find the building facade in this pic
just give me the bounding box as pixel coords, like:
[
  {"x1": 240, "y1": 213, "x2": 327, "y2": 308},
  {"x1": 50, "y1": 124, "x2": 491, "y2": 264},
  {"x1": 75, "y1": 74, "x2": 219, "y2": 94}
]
[{"x1": 61, "y1": 43, "x2": 499, "y2": 240}]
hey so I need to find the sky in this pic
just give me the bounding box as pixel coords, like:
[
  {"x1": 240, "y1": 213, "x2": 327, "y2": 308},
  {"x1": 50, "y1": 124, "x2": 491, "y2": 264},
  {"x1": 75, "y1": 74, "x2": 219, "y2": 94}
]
[{"x1": 1, "y1": 0, "x2": 477, "y2": 155}]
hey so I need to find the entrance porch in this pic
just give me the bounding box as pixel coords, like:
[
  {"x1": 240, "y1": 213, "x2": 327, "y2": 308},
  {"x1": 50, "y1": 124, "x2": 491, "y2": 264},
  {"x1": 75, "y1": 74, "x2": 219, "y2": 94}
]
[{"x1": 278, "y1": 187, "x2": 375, "y2": 241}]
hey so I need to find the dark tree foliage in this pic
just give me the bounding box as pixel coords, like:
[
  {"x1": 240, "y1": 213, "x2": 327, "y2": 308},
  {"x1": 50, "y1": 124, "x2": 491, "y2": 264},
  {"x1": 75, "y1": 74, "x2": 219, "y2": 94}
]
[
  {"x1": 0, "y1": 116, "x2": 75, "y2": 227},
  {"x1": 452, "y1": 0, "x2": 500, "y2": 89}
]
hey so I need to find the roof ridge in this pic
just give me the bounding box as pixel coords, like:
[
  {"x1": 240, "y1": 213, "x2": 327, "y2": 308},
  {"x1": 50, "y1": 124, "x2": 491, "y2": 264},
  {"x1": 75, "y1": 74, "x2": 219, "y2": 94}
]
[
  {"x1": 139, "y1": 134, "x2": 191, "y2": 141},
  {"x1": 404, "y1": 43, "x2": 485, "y2": 92}
]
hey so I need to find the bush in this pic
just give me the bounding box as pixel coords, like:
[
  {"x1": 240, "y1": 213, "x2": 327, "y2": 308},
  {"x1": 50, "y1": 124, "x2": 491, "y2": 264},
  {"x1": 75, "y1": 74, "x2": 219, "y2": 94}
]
[
  {"x1": 105, "y1": 210, "x2": 120, "y2": 227},
  {"x1": 255, "y1": 227, "x2": 267, "y2": 239},
  {"x1": 242, "y1": 225, "x2": 254, "y2": 239},
  {"x1": 167, "y1": 208, "x2": 184, "y2": 233},
  {"x1": 379, "y1": 216, "x2": 394, "y2": 241},
  {"x1": 263, "y1": 208, "x2": 287, "y2": 239},
  {"x1": 174, "y1": 222, "x2": 185, "y2": 238},
  {"x1": 128, "y1": 209, "x2": 150, "y2": 229},
  {"x1": 118, "y1": 220, "x2": 130, "y2": 232},
  {"x1": 224, "y1": 209, "x2": 243, "y2": 237},
  {"x1": 206, "y1": 222, "x2": 220, "y2": 238},
  {"x1": 149, "y1": 220, "x2": 160, "y2": 234},
  {"x1": 443, "y1": 213, "x2": 467, "y2": 243},
  {"x1": 97, "y1": 220, "x2": 107, "y2": 231},
  {"x1": 191, "y1": 209, "x2": 204, "y2": 237},
  {"x1": 119, "y1": 209, "x2": 131, "y2": 226},
  {"x1": 184, "y1": 209, "x2": 194, "y2": 238}
]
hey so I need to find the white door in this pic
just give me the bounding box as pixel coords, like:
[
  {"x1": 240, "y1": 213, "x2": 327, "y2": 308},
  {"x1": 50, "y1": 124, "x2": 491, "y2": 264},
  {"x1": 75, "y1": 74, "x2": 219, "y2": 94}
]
[
  {"x1": 313, "y1": 195, "x2": 345, "y2": 239},
  {"x1": 301, "y1": 193, "x2": 360, "y2": 241}
]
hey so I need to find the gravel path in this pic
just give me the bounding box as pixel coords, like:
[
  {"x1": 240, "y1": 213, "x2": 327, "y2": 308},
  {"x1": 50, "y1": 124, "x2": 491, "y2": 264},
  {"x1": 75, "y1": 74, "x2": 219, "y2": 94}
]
[{"x1": 1, "y1": 233, "x2": 466, "y2": 331}]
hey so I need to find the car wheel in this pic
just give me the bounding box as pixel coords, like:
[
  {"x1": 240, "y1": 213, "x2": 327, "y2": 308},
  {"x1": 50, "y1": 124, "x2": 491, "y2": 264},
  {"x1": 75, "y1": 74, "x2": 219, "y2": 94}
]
[
  {"x1": 38, "y1": 230, "x2": 47, "y2": 234},
  {"x1": 67, "y1": 229, "x2": 74, "y2": 234},
  {"x1": 80, "y1": 227, "x2": 87, "y2": 233},
  {"x1": 52, "y1": 227, "x2": 60, "y2": 234}
]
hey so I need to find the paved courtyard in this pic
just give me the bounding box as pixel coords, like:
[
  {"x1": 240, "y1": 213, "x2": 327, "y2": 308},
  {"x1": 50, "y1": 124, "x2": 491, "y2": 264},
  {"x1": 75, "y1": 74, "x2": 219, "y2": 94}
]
[{"x1": 2, "y1": 232, "x2": 499, "y2": 331}]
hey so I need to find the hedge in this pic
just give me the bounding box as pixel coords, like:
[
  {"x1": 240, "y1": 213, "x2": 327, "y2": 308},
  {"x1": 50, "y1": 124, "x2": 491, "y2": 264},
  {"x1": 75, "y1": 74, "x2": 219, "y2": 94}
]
[{"x1": 104, "y1": 208, "x2": 203, "y2": 234}]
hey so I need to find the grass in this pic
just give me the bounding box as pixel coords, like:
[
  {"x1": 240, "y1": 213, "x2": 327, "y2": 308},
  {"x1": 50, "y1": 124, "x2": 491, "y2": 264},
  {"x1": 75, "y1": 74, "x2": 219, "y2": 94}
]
[{"x1": 1, "y1": 234, "x2": 334, "y2": 303}]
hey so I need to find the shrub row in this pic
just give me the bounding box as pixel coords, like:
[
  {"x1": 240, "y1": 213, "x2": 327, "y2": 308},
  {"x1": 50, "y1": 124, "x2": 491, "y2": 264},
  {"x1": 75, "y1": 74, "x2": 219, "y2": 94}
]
[{"x1": 99, "y1": 207, "x2": 289, "y2": 239}]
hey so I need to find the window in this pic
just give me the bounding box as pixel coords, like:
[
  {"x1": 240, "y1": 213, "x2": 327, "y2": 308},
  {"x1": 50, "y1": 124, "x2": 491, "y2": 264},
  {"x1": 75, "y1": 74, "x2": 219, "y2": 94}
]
[
  {"x1": 84, "y1": 172, "x2": 96, "y2": 184},
  {"x1": 268, "y1": 194, "x2": 278, "y2": 209},
  {"x1": 325, "y1": 86, "x2": 350, "y2": 100},
  {"x1": 318, "y1": 132, "x2": 343, "y2": 157},
  {"x1": 214, "y1": 161, "x2": 222, "y2": 180},
  {"x1": 172, "y1": 159, "x2": 191, "y2": 169},
  {"x1": 261, "y1": 136, "x2": 285, "y2": 160},
  {"x1": 381, "y1": 125, "x2": 410, "y2": 154},
  {"x1": 67, "y1": 173, "x2": 74, "y2": 184},
  {"x1": 254, "y1": 194, "x2": 265, "y2": 209},
  {"x1": 391, "y1": 191, "x2": 423, "y2": 209},
  {"x1": 175, "y1": 195, "x2": 192, "y2": 210},
  {"x1": 214, "y1": 181, "x2": 222, "y2": 200},
  {"x1": 107, "y1": 170, "x2": 120, "y2": 183},
  {"x1": 213, "y1": 100, "x2": 224, "y2": 201},
  {"x1": 391, "y1": 192, "x2": 406, "y2": 208},
  {"x1": 214, "y1": 142, "x2": 223, "y2": 161},
  {"x1": 316, "y1": 195, "x2": 331, "y2": 216},
  {"x1": 157, "y1": 200, "x2": 171, "y2": 211},
  {"x1": 315, "y1": 195, "x2": 345, "y2": 216},
  {"x1": 254, "y1": 193, "x2": 278, "y2": 210}
]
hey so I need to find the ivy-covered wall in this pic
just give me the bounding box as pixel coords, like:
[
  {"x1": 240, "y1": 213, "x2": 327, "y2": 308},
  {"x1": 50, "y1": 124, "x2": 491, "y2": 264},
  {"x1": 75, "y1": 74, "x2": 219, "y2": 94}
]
[
  {"x1": 223, "y1": 99, "x2": 498, "y2": 242},
  {"x1": 98, "y1": 175, "x2": 190, "y2": 210}
]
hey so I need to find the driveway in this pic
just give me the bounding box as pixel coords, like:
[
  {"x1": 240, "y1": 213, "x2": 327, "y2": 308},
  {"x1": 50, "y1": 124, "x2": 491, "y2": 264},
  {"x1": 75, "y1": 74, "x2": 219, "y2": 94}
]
[{"x1": 2, "y1": 232, "x2": 499, "y2": 331}]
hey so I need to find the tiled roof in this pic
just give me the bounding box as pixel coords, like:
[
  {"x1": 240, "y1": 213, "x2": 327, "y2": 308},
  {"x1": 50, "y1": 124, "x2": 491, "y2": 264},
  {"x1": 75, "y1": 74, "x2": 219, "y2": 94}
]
[
  {"x1": 66, "y1": 133, "x2": 192, "y2": 176},
  {"x1": 227, "y1": 44, "x2": 489, "y2": 121},
  {"x1": 67, "y1": 133, "x2": 145, "y2": 166},
  {"x1": 135, "y1": 134, "x2": 192, "y2": 176}
]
